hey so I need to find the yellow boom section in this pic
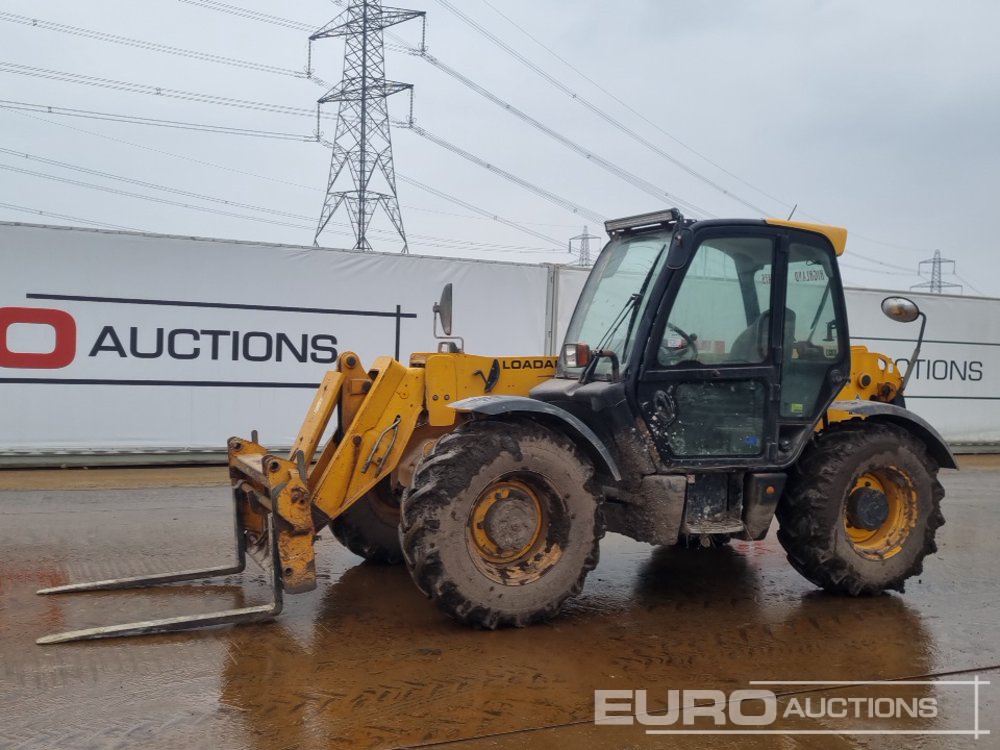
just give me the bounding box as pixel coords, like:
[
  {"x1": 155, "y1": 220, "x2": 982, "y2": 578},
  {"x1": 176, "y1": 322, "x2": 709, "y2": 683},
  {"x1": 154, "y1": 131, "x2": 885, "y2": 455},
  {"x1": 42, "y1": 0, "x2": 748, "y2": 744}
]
[{"x1": 228, "y1": 350, "x2": 557, "y2": 594}]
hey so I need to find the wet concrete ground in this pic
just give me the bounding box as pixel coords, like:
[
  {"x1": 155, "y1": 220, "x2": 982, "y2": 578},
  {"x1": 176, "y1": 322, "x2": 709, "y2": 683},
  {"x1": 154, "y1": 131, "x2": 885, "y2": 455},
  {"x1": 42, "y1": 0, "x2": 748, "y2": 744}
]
[{"x1": 1, "y1": 461, "x2": 998, "y2": 749}]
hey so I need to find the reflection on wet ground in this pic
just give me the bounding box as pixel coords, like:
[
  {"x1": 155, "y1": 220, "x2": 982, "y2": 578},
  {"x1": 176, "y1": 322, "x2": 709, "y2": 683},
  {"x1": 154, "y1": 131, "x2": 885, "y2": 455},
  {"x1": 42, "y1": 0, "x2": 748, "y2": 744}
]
[{"x1": 1, "y1": 464, "x2": 997, "y2": 749}]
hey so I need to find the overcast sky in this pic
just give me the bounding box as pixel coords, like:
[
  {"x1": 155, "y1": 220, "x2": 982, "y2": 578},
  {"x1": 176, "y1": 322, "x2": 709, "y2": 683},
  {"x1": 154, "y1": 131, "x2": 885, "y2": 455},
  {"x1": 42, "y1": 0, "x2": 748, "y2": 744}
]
[{"x1": 1, "y1": 1, "x2": 998, "y2": 296}]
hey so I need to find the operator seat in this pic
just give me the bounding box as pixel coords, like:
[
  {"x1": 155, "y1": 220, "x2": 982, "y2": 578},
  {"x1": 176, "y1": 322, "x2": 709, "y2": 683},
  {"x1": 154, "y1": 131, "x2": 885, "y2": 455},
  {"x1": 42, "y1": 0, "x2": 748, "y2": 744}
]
[{"x1": 729, "y1": 308, "x2": 796, "y2": 362}]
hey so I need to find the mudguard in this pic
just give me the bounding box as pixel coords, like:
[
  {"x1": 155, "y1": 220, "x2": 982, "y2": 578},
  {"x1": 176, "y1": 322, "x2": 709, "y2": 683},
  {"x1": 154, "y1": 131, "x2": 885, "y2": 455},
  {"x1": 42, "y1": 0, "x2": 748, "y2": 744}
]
[
  {"x1": 450, "y1": 395, "x2": 622, "y2": 482},
  {"x1": 829, "y1": 400, "x2": 959, "y2": 470}
]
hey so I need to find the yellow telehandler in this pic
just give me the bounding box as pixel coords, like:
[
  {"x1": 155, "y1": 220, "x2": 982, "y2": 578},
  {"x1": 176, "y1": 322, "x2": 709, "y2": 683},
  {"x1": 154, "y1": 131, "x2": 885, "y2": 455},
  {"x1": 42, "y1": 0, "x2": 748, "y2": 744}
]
[{"x1": 37, "y1": 209, "x2": 955, "y2": 643}]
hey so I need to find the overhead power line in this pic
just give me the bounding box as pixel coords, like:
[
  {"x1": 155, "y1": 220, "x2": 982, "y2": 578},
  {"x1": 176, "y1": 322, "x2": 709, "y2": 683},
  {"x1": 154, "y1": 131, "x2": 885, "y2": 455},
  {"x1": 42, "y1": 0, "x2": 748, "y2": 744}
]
[
  {"x1": 0, "y1": 62, "x2": 330, "y2": 119},
  {"x1": 430, "y1": 0, "x2": 771, "y2": 216},
  {"x1": 1, "y1": 155, "x2": 563, "y2": 254},
  {"x1": 838, "y1": 261, "x2": 913, "y2": 277},
  {"x1": 0, "y1": 11, "x2": 332, "y2": 90},
  {"x1": 402, "y1": 124, "x2": 605, "y2": 224},
  {"x1": 844, "y1": 230, "x2": 934, "y2": 254},
  {"x1": 2, "y1": 107, "x2": 320, "y2": 189},
  {"x1": 4, "y1": 108, "x2": 579, "y2": 245},
  {"x1": 412, "y1": 51, "x2": 714, "y2": 218},
  {"x1": 0, "y1": 148, "x2": 313, "y2": 221},
  {"x1": 0, "y1": 162, "x2": 316, "y2": 230},
  {"x1": 0, "y1": 11, "x2": 308, "y2": 78},
  {"x1": 0, "y1": 202, "x2": 144, "y2": 232},
  {"x1": 955, "y1": 274, "x2": 988, "y2": 297},
  {"x1": 792, "y1": 205, "x2": 936, "y2": 256},
  {"x1": 0, "y1": 99, "x2": 316, "y2": 141},
  {"x1": 178, "y1": 0, "x2": 729, "y2": 218},
  {"x1": 178, "y1": 0, "x2": 315, "y2": 32},
  {"x1": 184, "y1": 0, "x2": 408, "y2": 56},
  {"x1": 0, "y1": 108, "x2": 918, "y2": 268},
  {"x1": 843, "y1": 252, "x2": 917, "y2": 274},
  {"x1": 1, "y1": 0, "x2": 720, "y2": 250},
  {"x1": 397, "y1": 175, "x2": 563, "y2": 247},
  {"x1": 475, "y1": 0, "x2": 796, "y2": 214},
  {"x1": 182, "y1": 0, "x2": 938, "y2": 258},
  {"x1": 481, "y1": 0, "x2": 953, "y2": 246}
]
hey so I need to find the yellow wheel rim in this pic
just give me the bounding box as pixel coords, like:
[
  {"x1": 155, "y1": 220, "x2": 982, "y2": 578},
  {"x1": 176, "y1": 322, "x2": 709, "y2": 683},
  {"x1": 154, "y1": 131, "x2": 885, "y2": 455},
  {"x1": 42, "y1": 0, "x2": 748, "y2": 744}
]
[
  {"x1": 844, "y1": 469, "x2": 917, "y2": 560},
  {"x1": 469, "y1": 480, "x2": 544, "y2": 564},
  {"x1": 468, "y1": 478, "x2": 557, "y2": 584}
]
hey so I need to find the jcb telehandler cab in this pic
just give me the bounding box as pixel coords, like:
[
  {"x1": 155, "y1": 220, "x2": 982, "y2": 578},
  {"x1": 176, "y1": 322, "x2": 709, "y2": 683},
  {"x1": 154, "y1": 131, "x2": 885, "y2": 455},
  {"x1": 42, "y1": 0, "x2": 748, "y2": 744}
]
[{"x1": 38, "y1": 209, "x2": 955, "y2": 643}]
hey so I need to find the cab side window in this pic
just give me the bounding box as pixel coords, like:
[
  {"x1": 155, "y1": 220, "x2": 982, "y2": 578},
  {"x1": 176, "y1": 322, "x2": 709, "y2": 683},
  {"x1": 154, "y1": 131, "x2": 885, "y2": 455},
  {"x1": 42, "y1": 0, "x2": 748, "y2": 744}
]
[
  {"x1": 657, "y1": 237, "x2": 774, "y2": 367},
  {"x1": 781, "y1": 241, "x2": 844, "y2": 417},
  {"x1": 648, "y1": 235, "x2": 775, "y2": 457}
]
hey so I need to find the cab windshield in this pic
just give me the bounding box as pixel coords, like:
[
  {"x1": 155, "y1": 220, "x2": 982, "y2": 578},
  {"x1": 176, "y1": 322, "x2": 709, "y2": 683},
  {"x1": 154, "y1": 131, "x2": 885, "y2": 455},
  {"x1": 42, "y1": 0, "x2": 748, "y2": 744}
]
[{"x1": 561, "y1": 229, "x2": 672, "y2": 377}]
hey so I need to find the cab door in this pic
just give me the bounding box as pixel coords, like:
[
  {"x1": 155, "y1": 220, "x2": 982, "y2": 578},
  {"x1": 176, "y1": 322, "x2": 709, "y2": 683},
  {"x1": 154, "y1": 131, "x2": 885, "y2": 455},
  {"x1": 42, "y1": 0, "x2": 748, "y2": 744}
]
[
  {"x1": 634, "y1": 229, "x2": 780, "y2": 467},
  {"x1": 633, "y1": 226, "x2": 848, "y2": 468}
]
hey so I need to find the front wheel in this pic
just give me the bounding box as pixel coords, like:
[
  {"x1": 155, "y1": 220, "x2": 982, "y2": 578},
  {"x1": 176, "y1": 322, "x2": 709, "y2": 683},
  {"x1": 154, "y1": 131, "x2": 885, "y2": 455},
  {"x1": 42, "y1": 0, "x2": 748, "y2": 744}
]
[
  {"x1": 400, "y1": 420, "x2": 604, "y2": 628},
  {"x1": 777, "y1": 422, "x2": 944, "y2": 595}
]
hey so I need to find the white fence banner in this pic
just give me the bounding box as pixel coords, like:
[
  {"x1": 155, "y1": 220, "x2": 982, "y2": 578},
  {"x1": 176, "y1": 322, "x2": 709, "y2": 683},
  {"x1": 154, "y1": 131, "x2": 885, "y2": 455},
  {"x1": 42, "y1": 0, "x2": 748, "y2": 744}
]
[
  {"x1": 0, "y1": 223, "x2": 548, "y2": 454},
  {"x1": 1, "y1": 223, "x2": 998, "y2": 457},
  {"x1": 847, "y1": 288, "x2": 1000, "y2": 446}
]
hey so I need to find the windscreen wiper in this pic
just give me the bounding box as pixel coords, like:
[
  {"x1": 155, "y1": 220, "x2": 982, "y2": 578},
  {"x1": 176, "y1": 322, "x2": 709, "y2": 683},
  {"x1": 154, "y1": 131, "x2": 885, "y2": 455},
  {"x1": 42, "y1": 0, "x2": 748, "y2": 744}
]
[
  {"x1": 580, "y1": 293, "x2": 639, "y2": 383},
  {"x1": 621, "y1": 243, "x2": 667, "y2": 349}
]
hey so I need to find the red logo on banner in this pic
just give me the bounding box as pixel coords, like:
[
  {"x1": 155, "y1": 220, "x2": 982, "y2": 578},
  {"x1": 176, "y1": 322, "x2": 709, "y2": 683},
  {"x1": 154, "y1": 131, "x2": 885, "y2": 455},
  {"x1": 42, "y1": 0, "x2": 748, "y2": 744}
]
[{"x1": 0, "y1": 307, "x2": 77, "y2": 369}]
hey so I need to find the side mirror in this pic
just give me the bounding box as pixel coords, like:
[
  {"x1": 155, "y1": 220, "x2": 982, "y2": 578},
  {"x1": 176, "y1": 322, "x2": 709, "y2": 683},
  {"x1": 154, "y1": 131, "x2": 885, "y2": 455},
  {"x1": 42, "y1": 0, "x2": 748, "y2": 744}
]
[
  {"x1": 433, "y1": 283, "x2": 453, "y2": 336},
  {"x1": 881, "y1": 296, "x2": 920, "y2": 324},
  {"x1": 432, "y1": 283, "x2": 464, "y2": 352},
  {"x1": 880, "y1": 296, "x2": 927, "y2": 396}
]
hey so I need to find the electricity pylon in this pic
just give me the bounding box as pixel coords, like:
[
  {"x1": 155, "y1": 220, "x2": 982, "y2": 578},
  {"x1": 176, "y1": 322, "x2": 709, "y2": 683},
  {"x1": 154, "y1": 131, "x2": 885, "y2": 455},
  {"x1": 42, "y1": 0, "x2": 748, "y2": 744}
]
[
  {"x1": 912, "y1": 249, "x2": 962, "y2": 294},
  {"x1": 569, "y1": 226, "x2": 600, "y2": 266},
  {"x1": 310, "y1": 1, "x2": 424, "y2": 252}
]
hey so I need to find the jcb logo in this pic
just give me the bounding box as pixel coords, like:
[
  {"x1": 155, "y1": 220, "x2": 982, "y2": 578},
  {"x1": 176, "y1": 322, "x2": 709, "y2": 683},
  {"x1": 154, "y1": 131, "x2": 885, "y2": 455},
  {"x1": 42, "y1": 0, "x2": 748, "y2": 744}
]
[{"x1": 0, "y1": 307, "x2": 76, "y2": 369}]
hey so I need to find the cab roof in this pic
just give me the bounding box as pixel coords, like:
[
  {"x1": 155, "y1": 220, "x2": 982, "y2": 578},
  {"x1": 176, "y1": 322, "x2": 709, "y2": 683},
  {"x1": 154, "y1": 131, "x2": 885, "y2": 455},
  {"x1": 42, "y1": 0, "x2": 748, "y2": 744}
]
[
  {"x1": 764, "y1": 218, "x2": 848, "y2": 256},
  {"x1": 601, "y1": 209, "x2": 848, "y2": 257}
]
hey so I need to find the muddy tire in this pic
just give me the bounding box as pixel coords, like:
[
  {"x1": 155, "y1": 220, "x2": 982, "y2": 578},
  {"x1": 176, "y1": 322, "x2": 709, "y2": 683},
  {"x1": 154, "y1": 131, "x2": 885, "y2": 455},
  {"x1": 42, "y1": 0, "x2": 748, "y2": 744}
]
[
  {"x1": 399, "y1": 419, "x2": 604, "y2": 628},
  {"x1": 331, "y1": 480, "x2": 403, "y2": 565},
  {"x1": 776, "y1": 421, "x2": 944, "y2": 595}
]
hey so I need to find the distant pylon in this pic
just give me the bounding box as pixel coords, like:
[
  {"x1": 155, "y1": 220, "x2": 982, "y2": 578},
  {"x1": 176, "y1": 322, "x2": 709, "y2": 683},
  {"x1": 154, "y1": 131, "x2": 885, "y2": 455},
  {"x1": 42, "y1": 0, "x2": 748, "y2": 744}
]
[
  {"x1": 310, "y1": 1, "x2": 425, "y2": 252},
  {"x1": 911, "y1": 249, "x2": 962, "y2": 294},
  {"x1": 568, "y1": 226, "x2": 600, "y2": 266}
]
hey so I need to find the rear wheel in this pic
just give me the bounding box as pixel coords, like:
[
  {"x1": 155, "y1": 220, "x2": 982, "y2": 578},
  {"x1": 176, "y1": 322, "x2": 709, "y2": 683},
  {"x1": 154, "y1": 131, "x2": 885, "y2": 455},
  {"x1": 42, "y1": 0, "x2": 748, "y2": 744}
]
[
  {"x1": 777, "y1": 422, "x2": 944, "y2": 595},
  {"x1": 331, "y1": 480, "x2": 403, "y2": 565},
  {"x1": 400, "y1": 420, "x2": 604, "y2": 628}
]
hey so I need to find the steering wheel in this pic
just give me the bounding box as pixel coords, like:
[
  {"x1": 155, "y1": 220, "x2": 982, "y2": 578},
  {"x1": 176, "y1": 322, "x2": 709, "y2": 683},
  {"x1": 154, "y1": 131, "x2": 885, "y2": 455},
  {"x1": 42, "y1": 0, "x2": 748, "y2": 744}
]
[{"x1": 659, "y1": 322, "x2": 698, "y2": 364}]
